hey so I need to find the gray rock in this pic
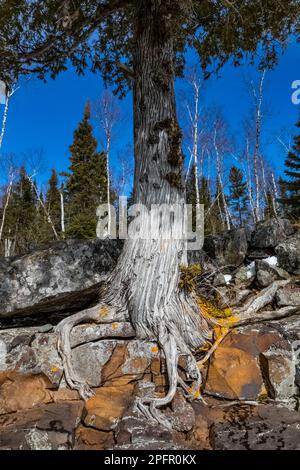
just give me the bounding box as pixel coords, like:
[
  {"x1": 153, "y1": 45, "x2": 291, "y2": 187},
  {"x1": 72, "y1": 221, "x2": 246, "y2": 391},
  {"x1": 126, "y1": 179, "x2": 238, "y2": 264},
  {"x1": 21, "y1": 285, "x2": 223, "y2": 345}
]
[
  {"x1": 255, "y1": 260, "x2": 290, "y2": 288},
  {"x1": 234, "y1": 263, "x2": 256, "y2": 287},
  {"x1": 251, "y1": 218, "x2": 295, "y2": 249},
  {"x1": 275, "y1": 286, "x2": 300, "y2": 307},
  {"x1": 211, "y1": 404, "x2": 300, "y2": 450},
  {"x1": 276, "y1": 233, "x2": 300, "y2": 275},
  {"x1": 0, "y1": 402, "x2": 84, "y2": 450},
  {"x1": 203, "y1": 228, "x2": 248, "y2": 267},
  {"x1": 0, "y1": 239, "x2": 122, "y2": 321}
]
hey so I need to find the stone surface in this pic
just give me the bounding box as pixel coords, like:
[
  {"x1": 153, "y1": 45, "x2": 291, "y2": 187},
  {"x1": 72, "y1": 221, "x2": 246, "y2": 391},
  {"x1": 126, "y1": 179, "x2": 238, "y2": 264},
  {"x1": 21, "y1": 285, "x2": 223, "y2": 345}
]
[
  {"x1": 255, "y1": 260, "x2": 290, "y2": 289},
  {"x1": 203, "y1": 228, "x2": 248, "y2": 267},
  {"x1": 166, "y1": 389, "x2": 195, "y2": 432},
  {"x1": 275, "y1": 285, "x2": 300, "y2": 307},
  {"x1": 205, "y1": 344, "x2": 264, "y2": 400},
  {"x1": 0, "y1": 372, "x2": 53, "y2": 414},
  {"x1": 276, "y1": 233, "x2": 300, "y2": 275},
  {"x1": 0, "y1": 239, "x2": 121, "y2": 321},
  {"x1": 205, "y1": 326, "x2": 296, "y2": 401},
  {"x1": 0, "y1": 401, "x2": 84, "y2": 450},
  {"x1": 251, "y1": 218, "x2": 294, "y2": 249},
  {"x1": 75, "y1": 426, "x2": 114, "y2": 450},
  {"x1": 83, "y1": 384, "x2": 135, "y2": 431},
  {"x1": 260, "y1": 349, "x2": 296, "y2": 400},
  {"x1": 211, "y1": 404, "x2": 300, "y2": 450}
]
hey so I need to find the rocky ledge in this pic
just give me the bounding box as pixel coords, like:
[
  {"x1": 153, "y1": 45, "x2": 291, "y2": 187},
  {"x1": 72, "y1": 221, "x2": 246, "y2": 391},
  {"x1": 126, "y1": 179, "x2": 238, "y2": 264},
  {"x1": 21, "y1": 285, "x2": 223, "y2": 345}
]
[{"x1": 0, "y1": 218, "x2": 300, "y2": 450}]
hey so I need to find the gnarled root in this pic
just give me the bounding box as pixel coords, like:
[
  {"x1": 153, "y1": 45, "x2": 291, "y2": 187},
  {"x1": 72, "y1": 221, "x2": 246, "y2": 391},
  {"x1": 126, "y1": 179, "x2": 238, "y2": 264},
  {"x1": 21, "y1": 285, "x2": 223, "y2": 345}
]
[
  {"x1": 56, "y1": 303, "x2": 130, "y2": 399},
  {"x1": 137, "y1": 319, "x2": 206, "y2": 429}
]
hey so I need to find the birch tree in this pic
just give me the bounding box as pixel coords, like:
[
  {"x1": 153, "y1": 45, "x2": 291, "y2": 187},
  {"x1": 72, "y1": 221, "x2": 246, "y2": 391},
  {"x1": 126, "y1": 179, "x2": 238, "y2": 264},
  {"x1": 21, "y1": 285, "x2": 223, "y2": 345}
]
[
  {"x1": 93, "y1": 91, "x2": 120, "y2": 237},
  {"x1": 0, "y1": 82, "x2": 18, "y2": 152}
]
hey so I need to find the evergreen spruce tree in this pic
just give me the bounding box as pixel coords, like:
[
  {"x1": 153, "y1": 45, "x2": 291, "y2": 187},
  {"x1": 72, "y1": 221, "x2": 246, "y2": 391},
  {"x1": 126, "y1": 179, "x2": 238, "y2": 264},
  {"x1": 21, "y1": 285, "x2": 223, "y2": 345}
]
[
  {"x1": 64, "y1": 103, "x2": 108, "y2": 239},
  {"x1": 281, "y1": 116, "x2": 300, "y2": 219},
  {"x1": 229, "y1": 166, "x2": 248, "y2": 227},
  {"x1": 4, "y1": 167, "x2": 37, "y2": 254},
  {"x1": 199, "y1": 176, "x2": 218, "y2": 235},
  {"x1": 278, "y1": 176, "x2": 288, "y2": 217}
]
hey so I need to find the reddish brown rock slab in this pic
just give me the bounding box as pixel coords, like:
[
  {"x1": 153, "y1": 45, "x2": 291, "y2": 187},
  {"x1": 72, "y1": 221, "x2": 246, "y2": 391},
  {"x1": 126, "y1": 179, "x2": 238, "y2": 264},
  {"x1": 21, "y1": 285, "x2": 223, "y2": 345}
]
[
  {"x1": 204, "y1": 325, "x2": 295, "y2": 400},
  {"x1": 0, "y1": 401, "x2": 84, "y2": 450},
  {"x1": 205, "y1": 345, "x2": 264, "y2": 400},
  {"x1": 75, "y1": 425, "x2": 114, "y2": 450},
  {"x1": 0, "y1": 373, "x2": 54, "y2": 415},
  {"x1": 83, "y1": 383, "x2": 135, "y2": 431}
]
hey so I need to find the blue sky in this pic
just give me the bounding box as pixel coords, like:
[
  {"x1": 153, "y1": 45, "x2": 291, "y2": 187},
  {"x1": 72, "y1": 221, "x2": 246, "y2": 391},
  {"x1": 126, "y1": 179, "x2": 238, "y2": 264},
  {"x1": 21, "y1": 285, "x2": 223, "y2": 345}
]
[{"x1": 0, "y1": 40, "x2": 299, "y2": 192}]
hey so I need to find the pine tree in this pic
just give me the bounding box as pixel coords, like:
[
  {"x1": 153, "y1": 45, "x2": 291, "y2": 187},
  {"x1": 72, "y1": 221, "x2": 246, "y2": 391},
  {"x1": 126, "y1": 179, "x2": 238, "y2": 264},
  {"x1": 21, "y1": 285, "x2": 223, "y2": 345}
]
[
  {"x1": 199, "y1": 176, "x2": 218, "y2": 235},
  {"x1": 3, "y1": 166, "x2": 37, "y2": 254},
  {"x1": 281, "y1": 116, "x2": 300, "y2": 219},
  {"x1": 64, "y1": 103, "x2": 108, "y2": 239},
  {"x1": 229, "y1": 166, "x2": 248, "y2": 227}
]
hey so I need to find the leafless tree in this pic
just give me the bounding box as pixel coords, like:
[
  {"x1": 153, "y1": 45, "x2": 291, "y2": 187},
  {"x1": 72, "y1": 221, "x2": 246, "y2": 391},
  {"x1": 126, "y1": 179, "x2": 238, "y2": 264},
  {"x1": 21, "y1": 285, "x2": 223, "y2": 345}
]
[
  {"x1": 0, "y1": 82, "x2": 19, "y2": 152},
  {"x1": 93, "y1": 91, "x2": 121, "y2": 237},
  {"x1": 0, "y1": 155, "x2": 17, "y2": 247}
]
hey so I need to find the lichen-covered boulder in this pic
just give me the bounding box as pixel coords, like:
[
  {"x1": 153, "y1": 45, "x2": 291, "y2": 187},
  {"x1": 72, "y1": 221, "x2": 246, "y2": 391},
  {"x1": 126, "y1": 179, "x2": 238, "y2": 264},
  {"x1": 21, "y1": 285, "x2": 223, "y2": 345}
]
[
  {"x1": 203, "y1": 228, "x2": 248, "y2": 267},
  {"x1": 251, "y1": 218, "x2": 294, "y2": 249},
  {"x1": 276, "y1": 233, "x2": 300, "y2": 275},
  {"x1": 0, "y1": 239, "x2": 122, "y2": 321}
]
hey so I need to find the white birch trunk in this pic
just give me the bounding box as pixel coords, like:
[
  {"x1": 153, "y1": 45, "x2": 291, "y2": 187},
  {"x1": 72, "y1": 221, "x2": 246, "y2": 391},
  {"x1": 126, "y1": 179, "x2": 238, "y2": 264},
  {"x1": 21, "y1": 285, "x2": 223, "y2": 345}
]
[
  {"x1": 252, "y1": 70, "x2": 266, "y2": 223},
  {"x1": 0, "y1": 180, "x2": 12, "y2": 241},
  {"x1": 60, "y1": 185, "x2": 65, "y2": 235},
  {"x1": 0, "y1": 93, "x2": 9, "y2": 151}
]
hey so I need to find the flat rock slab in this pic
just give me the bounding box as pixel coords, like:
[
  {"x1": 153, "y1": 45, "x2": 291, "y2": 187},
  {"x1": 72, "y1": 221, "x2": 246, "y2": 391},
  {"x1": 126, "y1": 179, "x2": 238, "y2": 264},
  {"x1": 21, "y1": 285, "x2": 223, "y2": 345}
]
[
  {"x1": 211, "y1": 404, "x2": 300, "y2": 450},
  {"x1": 0, "y1": 239, "x2": 122, "y2": 322},
  {"x1": 0, "y1": 401, "x2": 84, "y2": 450}
]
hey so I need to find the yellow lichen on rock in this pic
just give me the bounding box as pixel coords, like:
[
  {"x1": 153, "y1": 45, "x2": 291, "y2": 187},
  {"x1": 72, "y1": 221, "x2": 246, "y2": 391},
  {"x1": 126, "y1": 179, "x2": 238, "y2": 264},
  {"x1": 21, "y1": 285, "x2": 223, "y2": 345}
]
[
  {"x1": 99, "y1": 306, "x2": 109, "y2": 318},
  {"x1": 197, "y1": 296, "x2": 239, "y2": 334}
]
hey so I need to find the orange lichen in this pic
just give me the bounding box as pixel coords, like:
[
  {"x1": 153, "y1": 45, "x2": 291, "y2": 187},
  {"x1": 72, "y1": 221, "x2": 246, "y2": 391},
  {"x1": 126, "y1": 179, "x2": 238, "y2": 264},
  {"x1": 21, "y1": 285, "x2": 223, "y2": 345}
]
[
  {"x1": 111, "y1": 323, "x2": 118, "y2": 330},
  {"x1": 151, "y1": 345, "x2": 159, "y2": 354},
  {"x1": 51, "y1": 366, "x2": 59, "y2": 373},
  {"x1": 99, "y1": 306, "x2": 109, "y2": 318}
]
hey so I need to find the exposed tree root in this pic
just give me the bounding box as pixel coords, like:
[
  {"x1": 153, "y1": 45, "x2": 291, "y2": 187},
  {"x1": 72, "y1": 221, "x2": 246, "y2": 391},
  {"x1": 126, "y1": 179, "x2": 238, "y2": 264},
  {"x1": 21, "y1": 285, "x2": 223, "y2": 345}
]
[
  {"x1": 235, "y1": 280, "x2": 290, "y2": 320},
  {"x1": 196, "y1": 328, "x2": 230, "y2": 369},
  {"x1": 55, "y1": 272, "x2": 298, "y2": 429},
  {"x1": 56, "y1": 303, "x2": 130, "y2": 399}
]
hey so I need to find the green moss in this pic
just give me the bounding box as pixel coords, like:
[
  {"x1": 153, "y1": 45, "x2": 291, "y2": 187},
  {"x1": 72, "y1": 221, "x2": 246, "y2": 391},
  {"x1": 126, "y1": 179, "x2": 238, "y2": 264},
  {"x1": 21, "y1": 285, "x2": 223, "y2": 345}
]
[
  {"x1": 179, "y1": 264, "x2": 202, "y2": 292},
  {"x1": 153, "y1": 118, "x2": 183, "y2": 167},
  {"x1": 164, "y1": 172, "x2": 182, "y2": 190}
]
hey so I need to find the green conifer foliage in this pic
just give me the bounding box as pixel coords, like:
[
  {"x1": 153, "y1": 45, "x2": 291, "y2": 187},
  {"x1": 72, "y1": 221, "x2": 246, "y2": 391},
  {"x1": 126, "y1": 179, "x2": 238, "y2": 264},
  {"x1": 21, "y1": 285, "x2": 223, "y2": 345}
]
[
  {"x1": 64, "y1": 103, "x2": 108, "y2": 239},
  {"x1": 281, "y1": 116, "x2": 300, "y2": 219},
  {"x1": 228, "y1": 166, "x2": 248, "y2": 227}
]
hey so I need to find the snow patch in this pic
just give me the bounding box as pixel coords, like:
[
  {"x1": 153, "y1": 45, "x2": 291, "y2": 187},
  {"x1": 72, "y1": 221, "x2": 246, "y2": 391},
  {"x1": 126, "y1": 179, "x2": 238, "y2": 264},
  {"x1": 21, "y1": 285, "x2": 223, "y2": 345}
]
[
  {"x1": 246, "y1": 261, "x2": 256, "y2": 279},
  {"x1": 264, "y1": 256, "x2": 278, "y2": 267},
  {"x1": 224, "y1": 275, "x2": 232, "y2": 284}
]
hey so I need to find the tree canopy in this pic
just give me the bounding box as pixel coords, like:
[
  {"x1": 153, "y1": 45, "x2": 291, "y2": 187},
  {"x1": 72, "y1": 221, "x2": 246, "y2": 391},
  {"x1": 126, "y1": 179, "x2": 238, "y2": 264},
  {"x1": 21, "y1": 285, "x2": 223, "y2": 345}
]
[{"x1": 0, "y1": 0, "x2": 299, "y2": 93}]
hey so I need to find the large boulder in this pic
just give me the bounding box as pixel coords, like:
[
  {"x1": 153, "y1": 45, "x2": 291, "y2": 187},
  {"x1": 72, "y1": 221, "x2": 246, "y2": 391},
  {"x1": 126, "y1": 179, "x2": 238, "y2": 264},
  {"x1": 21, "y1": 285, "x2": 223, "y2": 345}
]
[
  {"x1": 275, "y1": 233, "x2": 300, "y2": 275},
  {"x1": 0, "y1": 239, "x2": 122, "y2": 321},
  {"x1": 203, "y1": 228, "x2": 248, "y2": 267},
  {"x1": 204, "y1": 325, "x2": 297, "y2": 401},
  {"x1": 251, "y1": 218, "x2": 295, "y2": 249}
]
